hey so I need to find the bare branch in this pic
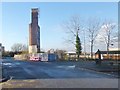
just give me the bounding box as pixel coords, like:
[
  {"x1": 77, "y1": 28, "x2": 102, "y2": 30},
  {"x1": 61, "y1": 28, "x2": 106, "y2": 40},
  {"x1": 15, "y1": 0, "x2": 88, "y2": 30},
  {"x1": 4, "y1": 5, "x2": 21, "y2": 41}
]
[
  {"x1": 87, "y1": 17, "x2": 102, "y2": 58},
  {"x1": 62, "y1": 15, "x2": 81, "y2": 48},
  {"x1": 99, "y1": 20, "x2": 117, "y2": 53}
]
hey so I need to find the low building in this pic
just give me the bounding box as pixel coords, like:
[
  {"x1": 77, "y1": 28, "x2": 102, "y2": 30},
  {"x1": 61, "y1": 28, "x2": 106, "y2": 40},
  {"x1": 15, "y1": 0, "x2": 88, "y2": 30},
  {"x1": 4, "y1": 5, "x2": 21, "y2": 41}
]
[
  {"x1": 65, "y1": 51, "x2": 77, "y2": 60},
  {"x1": 65, "y1": 51, "x2": 96, "y2": 60},
  {"x1": 95, "y1": 49, "x2": 120, "y2": 60}
]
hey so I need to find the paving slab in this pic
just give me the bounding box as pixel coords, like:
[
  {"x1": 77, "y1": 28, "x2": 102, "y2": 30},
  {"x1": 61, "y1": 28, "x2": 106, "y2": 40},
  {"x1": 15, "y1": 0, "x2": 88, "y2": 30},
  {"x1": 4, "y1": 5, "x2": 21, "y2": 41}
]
[{"x1": 1, "y1": 79, "x2": 118, "y2": 88}]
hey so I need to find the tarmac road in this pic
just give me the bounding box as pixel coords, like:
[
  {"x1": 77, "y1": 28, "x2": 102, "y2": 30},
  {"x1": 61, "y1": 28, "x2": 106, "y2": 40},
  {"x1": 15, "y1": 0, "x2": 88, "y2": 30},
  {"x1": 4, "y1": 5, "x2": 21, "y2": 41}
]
[
  {"x1": 1, "y1": 58, "x2": 118, "y2": 88},
  {"x1": 2, "y1": 58, "x2": 116, "y2": 79}
]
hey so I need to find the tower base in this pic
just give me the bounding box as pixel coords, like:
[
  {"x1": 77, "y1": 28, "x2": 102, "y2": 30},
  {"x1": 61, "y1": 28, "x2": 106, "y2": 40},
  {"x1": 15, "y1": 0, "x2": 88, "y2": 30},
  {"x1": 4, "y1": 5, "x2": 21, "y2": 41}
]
[{"x1": 29, "y1": 45, "x2": 37, "y2": 53}]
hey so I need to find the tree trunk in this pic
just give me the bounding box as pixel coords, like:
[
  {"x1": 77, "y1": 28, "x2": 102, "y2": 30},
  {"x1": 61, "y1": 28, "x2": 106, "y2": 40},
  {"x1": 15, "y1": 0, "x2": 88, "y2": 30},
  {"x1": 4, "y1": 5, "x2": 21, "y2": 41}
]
[
  {"x1": 77, "y1": 54, "x2": 79, "y2": 61},
  {"x1": 107, "y1": 34, "x2": 110, "y2": 60},
  {"x1": 91, "y1": 40, "x2": 93, "y2": 59}
]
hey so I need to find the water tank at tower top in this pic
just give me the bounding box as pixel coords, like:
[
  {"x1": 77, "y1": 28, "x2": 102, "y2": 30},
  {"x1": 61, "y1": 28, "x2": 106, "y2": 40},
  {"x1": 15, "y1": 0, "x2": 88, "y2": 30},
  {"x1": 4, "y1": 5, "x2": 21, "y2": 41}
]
[{"x1": 48, "y1": 54, "x2": 57, "y2": 61}]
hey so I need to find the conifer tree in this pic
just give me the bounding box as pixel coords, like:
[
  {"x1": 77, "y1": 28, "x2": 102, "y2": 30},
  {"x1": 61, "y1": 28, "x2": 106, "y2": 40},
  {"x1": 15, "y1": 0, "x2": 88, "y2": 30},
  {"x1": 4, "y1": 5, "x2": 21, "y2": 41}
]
[{"x1": 76, "y1": 31, "x2": 82, "y2": 60}]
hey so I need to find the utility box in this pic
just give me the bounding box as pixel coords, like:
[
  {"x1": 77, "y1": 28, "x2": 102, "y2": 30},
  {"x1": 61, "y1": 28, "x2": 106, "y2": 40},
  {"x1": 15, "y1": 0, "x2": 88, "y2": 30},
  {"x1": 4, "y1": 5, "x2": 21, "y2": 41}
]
[
  {"x1": 41, "y1": 53, "x2": 48, "y2": 61},
  {"x1": 48, "y1": 54, "x2": 57, "y2": 61}
]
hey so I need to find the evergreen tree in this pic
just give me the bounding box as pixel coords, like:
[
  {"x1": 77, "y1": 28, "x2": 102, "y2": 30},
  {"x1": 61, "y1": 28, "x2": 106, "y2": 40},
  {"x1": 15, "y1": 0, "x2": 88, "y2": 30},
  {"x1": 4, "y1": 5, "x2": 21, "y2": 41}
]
[{"x1": 76, "y1": 31, "x2": 82, "y2": 60}]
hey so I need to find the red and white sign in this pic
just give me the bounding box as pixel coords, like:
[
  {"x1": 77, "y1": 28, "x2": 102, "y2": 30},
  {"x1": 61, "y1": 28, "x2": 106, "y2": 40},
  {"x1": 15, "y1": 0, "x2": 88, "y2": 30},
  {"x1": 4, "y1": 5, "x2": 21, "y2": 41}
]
[
  {"x1": 30, "y1": 56, "x2": 41, "y2": 61},
  {"x1": 29, "y1": 53, "x2": 41, "y2": 61}
]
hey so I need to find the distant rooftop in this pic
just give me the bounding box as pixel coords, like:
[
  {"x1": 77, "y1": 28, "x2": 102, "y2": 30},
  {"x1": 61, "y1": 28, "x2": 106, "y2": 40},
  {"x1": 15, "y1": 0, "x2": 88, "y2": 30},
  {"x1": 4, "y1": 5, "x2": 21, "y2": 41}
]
[
  {"x1": 65, "y1": 51, "x2": 76, "y2": 54},
  {"x1": 109, "y1": 48, "x2": 120, "y2": 51},
  {"x1": 95, "y1": 50, "x2": 120, "y2": 54}
]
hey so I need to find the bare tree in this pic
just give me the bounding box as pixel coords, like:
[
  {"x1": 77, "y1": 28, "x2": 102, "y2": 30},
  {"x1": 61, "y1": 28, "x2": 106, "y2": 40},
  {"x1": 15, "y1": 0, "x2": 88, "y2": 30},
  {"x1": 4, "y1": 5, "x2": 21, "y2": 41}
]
[
  {"x1": 62, "y1": 16, "x2": 83, "y2": 59},
  {"x1": 87, "y1": 18, "x2": 102, "y2": 59},
  {"x1": 100, "y1": 21, "x2": 116, "y2": 58},
  {"x1": 62, "y1": 16, "x2": 81, "y2": 46},
  {"x1": 11, "y1": 43, "x2": 28, "y2": 52}
]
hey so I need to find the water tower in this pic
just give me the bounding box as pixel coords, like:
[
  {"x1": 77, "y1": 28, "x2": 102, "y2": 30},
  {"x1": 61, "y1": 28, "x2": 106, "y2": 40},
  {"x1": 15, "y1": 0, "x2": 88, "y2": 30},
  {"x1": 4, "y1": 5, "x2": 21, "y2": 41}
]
[{"x1": 29, "y1": 8, "x2": 40, "y2": 53}]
